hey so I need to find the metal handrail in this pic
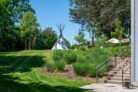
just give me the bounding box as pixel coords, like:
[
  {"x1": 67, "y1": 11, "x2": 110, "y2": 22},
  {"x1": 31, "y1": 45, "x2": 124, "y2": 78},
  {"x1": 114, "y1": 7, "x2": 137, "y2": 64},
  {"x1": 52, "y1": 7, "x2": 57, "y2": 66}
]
[
  {"x1": 122, "y1": 61, "x2": 131, "y2": 82},
  {"x1": 96, "y1": 46, "x2": 129, "y2": 83}
]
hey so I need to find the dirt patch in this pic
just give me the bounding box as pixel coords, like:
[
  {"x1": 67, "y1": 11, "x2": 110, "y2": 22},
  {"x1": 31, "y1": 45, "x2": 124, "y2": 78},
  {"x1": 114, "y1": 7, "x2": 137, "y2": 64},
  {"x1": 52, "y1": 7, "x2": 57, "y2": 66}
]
[{"x1": 42, "y1": 64, "x2": 96, "y2": 83}]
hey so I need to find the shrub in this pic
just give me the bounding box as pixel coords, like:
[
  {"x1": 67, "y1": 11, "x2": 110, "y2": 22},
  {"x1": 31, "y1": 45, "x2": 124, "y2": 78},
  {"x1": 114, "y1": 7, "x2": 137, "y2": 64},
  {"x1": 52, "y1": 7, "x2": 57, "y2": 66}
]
[
  {"x1": 73, "y1": 63, "x2": 95, "y2": 76},
  {"x1": 53, "y1": 50, "x2": 64, "y2": 62},
  {"x1": 55, "y1": 61, "x2": 65, "y2": 72},
  {"x1": 71, "y1": 44, "x2": 80, "y2": 49},
  {"x1": 73, "y1": 48, "x2": 110, "y2": 77},
  {"x1": 64, "y1": 52, "x2": 77, "y2": 64},
  {"x1": 46, "y1": 62, "x2": 55, "y2": 72},
  {"x1": 77, "y1": 58, "x2": 85, "y2": 63},
  {"x1": 78, "y1": 47, "x2": 87, "y2": 51}
]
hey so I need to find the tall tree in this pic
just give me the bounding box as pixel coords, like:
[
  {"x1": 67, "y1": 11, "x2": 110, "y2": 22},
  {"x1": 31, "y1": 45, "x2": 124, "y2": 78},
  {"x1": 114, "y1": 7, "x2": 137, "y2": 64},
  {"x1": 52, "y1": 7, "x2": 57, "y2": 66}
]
[
  {"x1": 69, "y1": 0, "x2": 130, "y2": 42},
  {"x1": 0, "y1": 0, "x2": 34, "y2": 51},
  {"x1": 111, "y1": 19, "x2": 125, "y2": 43},
  {"x1": 42, "y1": 27, "x2": 57, "y2": 37},
  {"x1": 74, "y1": 30, "x2": 86, "y2": 45},
  {"x1": 98, "y1": 0, "x2": 130, "y2": 38},
  {"x1": 70, "y1": 0, "x2": 102, "y2": 45},
  {"x1": 20, "y1": 12, "x2": 40, "y2": 50}
]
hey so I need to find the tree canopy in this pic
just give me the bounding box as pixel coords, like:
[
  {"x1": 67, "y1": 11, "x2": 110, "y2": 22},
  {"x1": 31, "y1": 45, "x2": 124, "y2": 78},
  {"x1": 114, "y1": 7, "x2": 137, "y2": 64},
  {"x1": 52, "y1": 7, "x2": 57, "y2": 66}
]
[{"x1": 69, "y1": 0, "x2": 130, "y2": 44}]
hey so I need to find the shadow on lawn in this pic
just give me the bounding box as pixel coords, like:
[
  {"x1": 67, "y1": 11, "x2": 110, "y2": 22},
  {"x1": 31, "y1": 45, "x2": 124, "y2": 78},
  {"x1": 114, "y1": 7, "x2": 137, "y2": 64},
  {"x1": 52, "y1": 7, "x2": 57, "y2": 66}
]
[
  {"x1": 0, "y1": 56, "x2": 46, "y2": 73},
  {"x1": 0, "y1": 76, "x2": 90, "y2": 92},
  {"x1": 0, "y1": 56, "x2": 90, "y2": 92}
]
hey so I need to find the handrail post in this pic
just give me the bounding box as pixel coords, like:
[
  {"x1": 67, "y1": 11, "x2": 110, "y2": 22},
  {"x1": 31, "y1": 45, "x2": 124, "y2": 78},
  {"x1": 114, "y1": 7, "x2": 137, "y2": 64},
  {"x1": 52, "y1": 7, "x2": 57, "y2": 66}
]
[
  {"x1": 127, "y1": 45, "x2": 129, "y2": 57},
  {"x1": 96, "y1": 67, "x2": 98, "y2": 83},
  {"x1": 130, "y1": 61, "x2": 131, "y2": 82},
  {"x1": 115, "y1": 54, "x2": 117, "y2": 67},
  {"x1": 123, "y1": 49, "x2": 125, "y2": 62},
  {"x1": 122, "y1": 69, "x2": 124, "y2": 82},
  {"x1": 106, "y1": 60, "x2": 107, "y2": 76}
]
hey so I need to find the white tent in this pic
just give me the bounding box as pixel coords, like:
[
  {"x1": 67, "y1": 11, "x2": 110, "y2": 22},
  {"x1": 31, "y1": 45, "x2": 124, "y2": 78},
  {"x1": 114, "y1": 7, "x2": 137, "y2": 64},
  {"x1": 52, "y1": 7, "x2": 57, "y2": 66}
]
[
  {"x1": 106, "y1": 38, "x2": 120, "y2": 43},
  {"x1": 51, "y1": 24, "x2": 68, "y2": 50}
]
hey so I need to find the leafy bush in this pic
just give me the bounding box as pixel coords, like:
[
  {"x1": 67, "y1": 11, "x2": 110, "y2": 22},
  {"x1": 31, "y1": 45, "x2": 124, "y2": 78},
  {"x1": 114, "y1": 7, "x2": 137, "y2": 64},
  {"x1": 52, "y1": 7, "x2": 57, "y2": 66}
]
[
  {"x1": 73, "y1": 63, "x2": 91, "y2": 76},
  {"x1": 78, "y1": 47, "x2": 87, "y2": 51},
  {"x1": 71, "y1": 44, "x2": 80, "y2": 49},
  {"x1": 46, "y1": 62, "x2": 55, "y2": 72},
  {"x1": 64, "y1": 52, "x2": 77, "y2": 64},
  {"x1": 77, "y1": 58, "x2": 85, "y2": 63},
  {"x1": 64, "y1": 38, "x2": 71, "y2": 48},
  {"x1": 33, "y1": 32, "x2": 57, "y2": 50},
  {"x1": 55, "y1": 61, "x2": 65, "y2": 72},
  {"x1": 53, "y1": 50, "x2": 64, "y2": 62},
  {"x1": 73, "y1": 48, "x2": 109, "y2": 76}
]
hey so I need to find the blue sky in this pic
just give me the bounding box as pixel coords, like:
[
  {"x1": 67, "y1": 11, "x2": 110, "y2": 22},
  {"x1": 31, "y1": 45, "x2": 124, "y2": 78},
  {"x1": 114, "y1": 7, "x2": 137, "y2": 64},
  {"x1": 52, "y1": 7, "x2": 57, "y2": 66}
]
[{"x1": 30, "y1": 0, "x2": 91, "y2": 45}]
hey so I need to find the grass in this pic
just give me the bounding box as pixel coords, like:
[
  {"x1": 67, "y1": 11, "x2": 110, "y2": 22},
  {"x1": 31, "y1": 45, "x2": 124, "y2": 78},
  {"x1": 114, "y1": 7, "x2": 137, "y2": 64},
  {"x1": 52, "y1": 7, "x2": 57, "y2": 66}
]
[
  {"x1": 64, "y1": 51, "x2": 77, "y2": 64},
  {"x1": 73, "y1": 48, "x2": 109, "y2": 76},
  {"x1": 55, "y1": 61, "x2": 65, "y2": 72},
  {"x1": 0, "y1": 50, "x2": 91, "y2": 92},
  {"x1": 46, "y1": 62, "x2": 55, "y2": 72},
  {"x1": 0, "y1": 46, "x2": 129, "y2": 92},
  {"x1": 53, "y1": 50, "x2": 64, "y2": 62}
]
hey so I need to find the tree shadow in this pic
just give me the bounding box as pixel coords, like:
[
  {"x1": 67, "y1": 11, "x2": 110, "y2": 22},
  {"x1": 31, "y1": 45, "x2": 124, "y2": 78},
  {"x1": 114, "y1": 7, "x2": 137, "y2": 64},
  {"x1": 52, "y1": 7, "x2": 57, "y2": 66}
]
[
  {"x1": 0, "y1": 55, "x2": 90, "y2": 92},
  {"x1": 0, "y1": 76, "x2": 90, "y2": 92},
  {"x1": 0, "y1": 56, "x2": 46, "y2": 73}
]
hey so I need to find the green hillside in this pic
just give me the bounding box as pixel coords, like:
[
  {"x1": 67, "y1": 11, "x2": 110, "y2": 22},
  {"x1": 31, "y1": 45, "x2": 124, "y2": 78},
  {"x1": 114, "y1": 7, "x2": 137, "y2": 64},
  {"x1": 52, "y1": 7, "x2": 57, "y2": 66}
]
[{"x1": 0, "y1": 50, "x2": 91, "y2": 92}]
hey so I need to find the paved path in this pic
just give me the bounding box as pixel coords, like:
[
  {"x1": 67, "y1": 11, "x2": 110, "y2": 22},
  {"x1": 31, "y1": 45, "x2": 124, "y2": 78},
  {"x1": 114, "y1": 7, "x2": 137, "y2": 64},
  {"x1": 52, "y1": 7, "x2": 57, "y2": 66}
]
[{"x1": 80, "y1": 83, "x2": 138, "y2": 92}]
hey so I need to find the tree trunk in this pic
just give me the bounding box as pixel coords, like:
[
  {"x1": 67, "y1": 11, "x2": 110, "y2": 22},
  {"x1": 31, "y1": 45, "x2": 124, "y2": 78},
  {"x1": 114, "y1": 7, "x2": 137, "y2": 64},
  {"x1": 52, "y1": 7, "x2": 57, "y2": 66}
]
[
  {"x1": 92, "y1": 27, "x2": 95, "y2": 46},
  {"x1": 28, "y1": 38, "x2": 31, "y2": 50},
  {"x1": 25, "y1": 39, "x2": 27, "y2": 50},
  {"x1": 28, "y1": 39, "x2": 31, "y2": 50}
]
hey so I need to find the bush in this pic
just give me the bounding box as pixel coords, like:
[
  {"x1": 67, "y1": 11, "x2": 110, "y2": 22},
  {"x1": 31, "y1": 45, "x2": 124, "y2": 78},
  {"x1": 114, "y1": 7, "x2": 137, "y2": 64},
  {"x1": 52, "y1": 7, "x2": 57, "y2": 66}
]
[
  {"x1": 53, "y1": 50, "x2": 64, "y2": 62},
  {"x1": 71, "y1": 44, "x2": 80, "y2": 49},
  {"x1": 73, "y1": 63, "x2": 95, "y2": 76},
  {"x1": 55, "y1": 61, "x2": 65, "y2": 72},
  {"x1": 78, "y1": 47, "x2": 87, "y2": 51},
  {"x1": 73, "y1": 48, "x2": 110, "y2": 76},
  {"x1": 46, "y1": 62, "x2": 55, "y2": 72},
  {"x1": 77, "y1": 58, "x2": 85, "y2": 63},
  {"x1": 32, "y1": 33, "x2": 57, "y2": 50},
  {"x1": 64, "y1": 52, "x2": 77, "y2": 64}
]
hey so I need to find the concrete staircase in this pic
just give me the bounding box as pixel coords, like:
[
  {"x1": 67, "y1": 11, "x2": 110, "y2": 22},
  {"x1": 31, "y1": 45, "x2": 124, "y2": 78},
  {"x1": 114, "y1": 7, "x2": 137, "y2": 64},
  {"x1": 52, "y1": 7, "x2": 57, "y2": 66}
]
[{"x1": 104, "y1": 57, "x2": 131, "y2": 85}]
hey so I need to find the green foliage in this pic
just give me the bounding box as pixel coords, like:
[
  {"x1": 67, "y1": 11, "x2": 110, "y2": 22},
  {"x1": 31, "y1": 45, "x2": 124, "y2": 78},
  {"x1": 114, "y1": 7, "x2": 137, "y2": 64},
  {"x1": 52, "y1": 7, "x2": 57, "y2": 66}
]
[
  {"x1": 71, "y1": 44, "x2": 80, "y2": 49},
  {"x1": 64, "y1": 52, "x2": 77, "y2": 64},
  {"x1": 111, "y1": 19, "x2": 125, "y2": 43},
  {"x1": 74, "y1": 30, "x2": 86, "y2": 45},
  {"x1": 64, "y1": 38, "x2": 71, "y2": 48},
  {"x1": 95, "y1": 35, "x2": 108, "y2": 48},
  {"x1": 104, "y1": 42, "x2": 124, "y2": 48},
  {"x1": 46, "y1": 62, "x2": 55, "y2": 72},
  {"x1": 42, "y1": 27, "x2": 57, "y2": 36},
  {"x1": 20, "y1": 12, "x2": 40, "y2": 50},
  {"x1": 73, "y1": 48, "x2": 109, "y2": 76},
  {"x1": 73, "y1": 63, "x2": 93, "y2": 76},
  {"x1": 55, "y1": 61, "x2": 65, "y2": 72},
  {"x1": 78, "y1": 47, "x2": 87, "y2": 51},
  {"x1": 69, "y1": 0, "x2": 130, "y2": 41},
  {"x1": 33, "y1": 29, "x2": 57, "y2": 50},
  {"x1": 0, "y1": 0, "x2": 34, "y2": 51},
  {"x1": 0, "y1": 50, "x2": 90, "y2": 92},
  {"x1": 53, "y1": 50, "x2": 64, "y2": 62}
]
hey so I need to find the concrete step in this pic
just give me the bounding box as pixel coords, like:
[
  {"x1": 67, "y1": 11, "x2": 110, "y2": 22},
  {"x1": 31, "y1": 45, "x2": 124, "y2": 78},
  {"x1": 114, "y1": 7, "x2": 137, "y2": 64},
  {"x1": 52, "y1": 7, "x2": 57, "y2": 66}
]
[
  {"x1": 107, "y1": 77, "x2": 130, "y2": 81},
  {"x1": 110, "y1": 71, "x2": 130, "y2": 74},
  {"x1": 104, "y1": 80, "x2": 122, "y2": 84},
  {"x1": 101, "y1": 57, "x2": 131, "y2": 85},
  {"x1": 117, "y1": 68, "x2": 130, "y2": 71},
  {"x1": 107, "y1": 74, "x2": 130, "y2": 77},
  {"x1": 113, "y1": 74, "x2": 130, "y2": 77}
]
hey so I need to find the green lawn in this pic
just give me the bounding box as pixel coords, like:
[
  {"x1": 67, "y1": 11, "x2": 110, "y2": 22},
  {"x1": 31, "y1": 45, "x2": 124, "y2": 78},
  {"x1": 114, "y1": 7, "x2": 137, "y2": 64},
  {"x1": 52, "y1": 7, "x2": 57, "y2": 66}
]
[{"x1": 0, "y1": 50, "x2": 91, "y2": 92}]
